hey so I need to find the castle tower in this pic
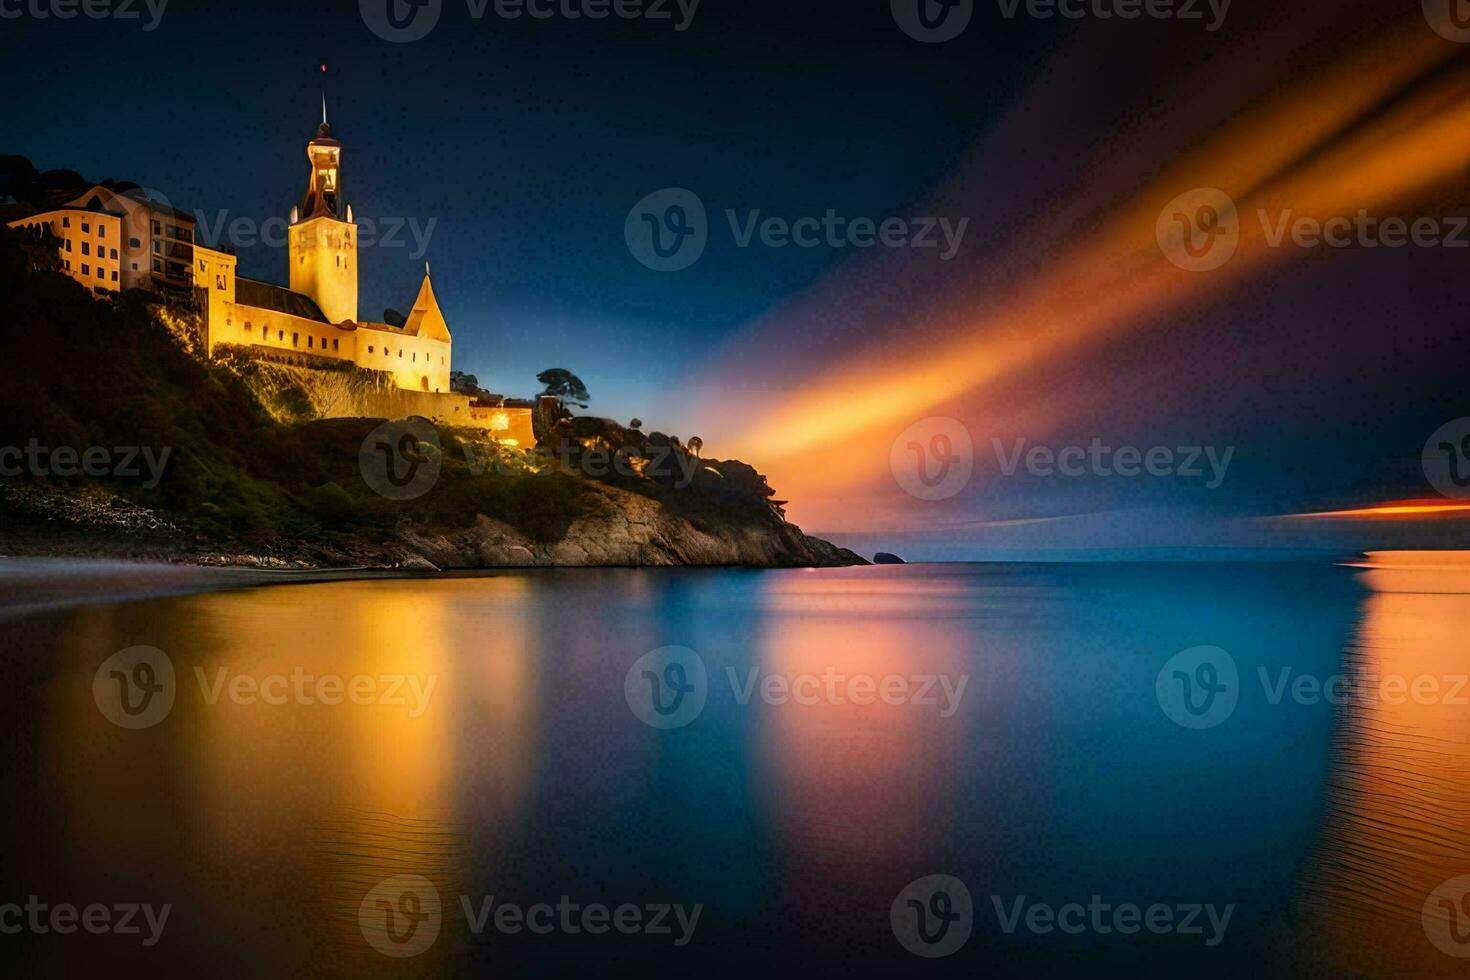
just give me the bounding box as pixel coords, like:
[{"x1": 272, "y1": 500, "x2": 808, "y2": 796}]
[{"x1": 289, "y1": 101, "x2": 358, "y2": 324}]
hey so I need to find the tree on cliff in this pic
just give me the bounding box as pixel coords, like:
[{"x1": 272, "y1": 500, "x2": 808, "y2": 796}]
[
  {"x1": 450, "y1": 371, "x2": 484, "y2": 396},
  {"x1": 537, "y1": 368, "x2": 589, "y2": 410}
]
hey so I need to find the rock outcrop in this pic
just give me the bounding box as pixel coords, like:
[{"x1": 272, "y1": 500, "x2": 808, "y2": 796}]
[{"x1": 385, "y1": 482, "x2": 865, "y2": 569}]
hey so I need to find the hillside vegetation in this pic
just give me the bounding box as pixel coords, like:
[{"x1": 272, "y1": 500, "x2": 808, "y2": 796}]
[{"x1": 0, "y1": 228, "x2": 859, "y2": 567}]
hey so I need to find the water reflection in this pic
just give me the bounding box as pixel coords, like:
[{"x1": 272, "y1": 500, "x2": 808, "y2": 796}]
[
  {"x1": 1, "y1": 560, "x2": 1467, "y2": 976},
  {"x1": 1298, "y1": 553, "x2": 1470, "y2": 977}
]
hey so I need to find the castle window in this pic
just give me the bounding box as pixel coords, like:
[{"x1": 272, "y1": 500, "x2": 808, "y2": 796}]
[
  {"x1": 292, "y1": 333, "x2": 299, "y2": 346},
  {"x1": 368, "y1": 346, "x2": 374, "y2": 354},
  {"x1": 333, "y1": 339, "x2": 339, "y2": 351},
  {"x1": 398, "y1": 350, "x2": 403, "y2": 358},
  {"x1": 413, "y1": 352, "x2": 417, "y2": 362},
  {"x1": 278, "y1": 330, "x2": 284, "y2": 341},
  {"x1": 244, "y1": 322, "x2": 252, "y2": 332}
]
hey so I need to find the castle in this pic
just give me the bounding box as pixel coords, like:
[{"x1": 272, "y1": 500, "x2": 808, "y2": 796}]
[{"x1": 8, "y1": 106, "x2": 535, "y2": 445}]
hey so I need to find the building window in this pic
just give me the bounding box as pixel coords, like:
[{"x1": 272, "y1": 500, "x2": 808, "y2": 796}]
[
  {"x1": 278, "y1": 330, "x2": 284, "y2": 342},
  {"x1": 131, "y1": 262, "x2": 138, "y2": 270},
  {"x1": 82, "y1": 222, "x2": 90, "y2": 233},
  {"x1": 111, "y1": 271, "x2": 118, "y2": 281},
  {"x1": 97, "y1": 267, "x2": 105, "y2": 278},
  {"x1": 368, "y1": 346, "x2": 374, "y2": 354},
  {"x1": 99, "y1": 226, "x2": 106, "y2": 238},
  {"x1": 332, "y1": 339, "x2": 339, "y2": 351},
  {"x1": 64, "y1": 240, "x2": 72, "y2": 252},
  {"x1": 398, "y1": 350, "x2": 403, "y2": 358},
  {"x1": 307, "y1": 336, "x2": 314, "y2": 348},
  {"x1": 110, "y1": 248, "x2": 117, "y2": 260},
  {"x1": 152, "y1": 259, "x2": 161, "y2": 272},
  {"x1": 82, "y1": 264, "x2": 90, "y2": 275},
  {"x1": 130, "y1": 237, "x2": 141, "y2": 248},
  {"x1": 81, "y1": 242, "x2": 89, "y2": 256},
  {"x1": 62, "y1": 216, "x2": 70, "y2": 228},
  {"x1": 292, "y1": 332, "x2": 299, "y2": 347}
]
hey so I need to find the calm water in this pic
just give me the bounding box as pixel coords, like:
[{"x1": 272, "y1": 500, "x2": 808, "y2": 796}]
[{"x1": 2, "y1": 558, "x2": 1468, "y2": 977}]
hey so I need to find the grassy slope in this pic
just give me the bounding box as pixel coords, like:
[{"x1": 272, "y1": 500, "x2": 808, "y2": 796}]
[{"x1": 0, "y1": 229, "x2": 600, "y2": 550}]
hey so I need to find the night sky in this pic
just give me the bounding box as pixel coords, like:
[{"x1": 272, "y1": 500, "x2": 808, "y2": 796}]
[{"x1": 4, "y1": 0, "x2": 1468, "y2": 556}]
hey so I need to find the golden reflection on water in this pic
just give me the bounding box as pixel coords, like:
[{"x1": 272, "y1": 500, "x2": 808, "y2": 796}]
[
  {"x1": 1298, "y1": 553, "x2": 1470, "y2": 977},
  {"x1": 57, "y1": 577, "x2": 544, "y2": 975}
]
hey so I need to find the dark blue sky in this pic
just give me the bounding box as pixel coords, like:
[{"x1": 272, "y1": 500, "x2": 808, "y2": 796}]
[
  {"x1": 6, "y1": 0, "x2": 1469, "y2": 555},
  {"x1": 1, "y1": 0, "x2": 1045, "y2": 416}
]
